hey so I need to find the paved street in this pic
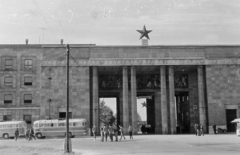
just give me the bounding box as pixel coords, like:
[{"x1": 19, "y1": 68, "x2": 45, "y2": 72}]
[{"x1": 0, "y1": 134, "x2": 240, "y2": 155}]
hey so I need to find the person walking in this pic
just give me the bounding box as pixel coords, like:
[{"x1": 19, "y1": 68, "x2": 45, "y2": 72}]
[
  {"x1": 197, "y1": 124, "x2": 200, "y2": 136},
  {"x1": 194, "y1": 124, "x2": 198, "y2": 136},
  {"x1": 200, "y1": 124, "x2": 204, "y2": 136},
  {"x1": 108, "y1": 124, "x2": 113, "y2": 142},
  {"x1": 103, "y1": 124, "x2": 108, "y2": 142},
  {"x1": 213, "y1": 124, "x2": 217, "y2": 134},
  {"x1": 25, "y1": 128, "x2": 30, "y2": 140},
  {"x1": 92, "y1": 125, "x2": 97, "y2": 141},
  {"x1": 14, "y1": 128, "x2": 19, "y2": 141},
  {"x1": 119, "y1": 125, "x2": 125, "y2": 140},
  {"x1": 128, "y1": 125, "x2": 133, "y2": 139},
  {"x1": 113, "y1": 124, "x2": 118, "y2": 141}
]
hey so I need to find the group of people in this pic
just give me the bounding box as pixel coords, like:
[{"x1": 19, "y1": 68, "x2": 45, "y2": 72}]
[
  {"x1": 92, "y1": 124, "x2": 133, "y2": 142},
  {"x1": 14, "y1": 127, "x2": 36, "y2": 141},
  {"x1": 194, "y1": 124, "x2": 204, "y2": 136}
]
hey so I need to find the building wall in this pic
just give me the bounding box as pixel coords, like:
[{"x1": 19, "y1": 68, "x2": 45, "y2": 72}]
[
  {"x1": 206, "y1": 65, "x2": 240, "y2": 132},
  {"x1": 0, "y1": 46, "x2": 42, "y2": 126}
]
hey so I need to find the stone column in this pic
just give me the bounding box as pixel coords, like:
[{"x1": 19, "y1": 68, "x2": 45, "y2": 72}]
[
  {"x1": 198, "y1": 66, "x2": 207, "y2": 133},
  {"x1": 123, "y1": 67, "x2": 129, "y2": 134},
  {"x1": 169, "y1": 66, "x2": 176, "y2": 134},
  {"x1": 131, "y1": 66, "x2": 137, "y2": 134},
  {"x1": 92, "y1": 67, "x2": 99, "y2": 134},
  {"x1": 161, "y1": 66, "x2": 168, "y2": 134}
]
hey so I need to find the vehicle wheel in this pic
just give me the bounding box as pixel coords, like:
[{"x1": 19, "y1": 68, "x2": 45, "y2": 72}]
[
  {"x1": 36, "y1": 133, "x2": 42, "y2": 139},
  {"x1": 3, "y1": 133, "x2": 9, "y2": 139}
]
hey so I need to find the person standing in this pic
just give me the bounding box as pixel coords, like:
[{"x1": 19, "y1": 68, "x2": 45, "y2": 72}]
[
  {"x1": 113, "y1": 124, "x2": 118, "y2": 141},
  {"x1": 25, "y1": 128, "x2": 30, "y2": 140},
  {"x1": 213, "y1": 124, "x2": 217, "y2": 134},
  {"x1": 194, "y1": 124, "x2": 198, "y2": 136},
  {"x1": 108, "y1": 124, "x2": 113, "y2": 142},
  {"x1": 92, "y1": 125, "x2": 96, "y2": 141},
  {"x1": 14, "y1": 128, "x2": 19, "y2": 141},
  {"x1": 128, "y1": 125, "x2": 133, "y2": 139},
  {"x1": 200, "y1": 124, "x2": 204, "y2": 136},
  {"x1": 119, "y1": 125, "x2": 126, "y2": 140},
  {"x1": 103, "y1": 124, "x2": 108, "y2": 142},
  {"x1": 100, "y1": 125, "x2": 104, "y2": 142}
]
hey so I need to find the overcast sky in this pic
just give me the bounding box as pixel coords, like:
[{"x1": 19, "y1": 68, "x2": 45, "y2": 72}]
[{"x1": 0, "y1": 0, "x2": 240, "y2": 45}]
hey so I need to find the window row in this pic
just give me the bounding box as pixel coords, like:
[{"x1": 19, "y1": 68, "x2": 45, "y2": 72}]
[
  {"x1": 1, "y1": 56, "x2": 36, "y2": 71},
  {"x1": 2, "y1": 115, "x2": 32, "y2": 124},
  {"x1": 4, "y1": 76, "x2": 33, "y2": 86},
  {"x1": 4, "y1": 94, "x2": 32, "y2": 104}
]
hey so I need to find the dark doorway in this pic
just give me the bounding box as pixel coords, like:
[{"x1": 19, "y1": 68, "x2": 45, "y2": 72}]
[
  {"x1": 146, "y1": 96, "x2": 155, "y2": 134},
  {"x1": 226, "y1": 109, "x2": 237, "y2": 132},
  {"x1": 175, "y1": 92, "x2": 190, "y2": 133},
  {"x1": 59, "y1": 112, "x2": 72, "y2": 119}
]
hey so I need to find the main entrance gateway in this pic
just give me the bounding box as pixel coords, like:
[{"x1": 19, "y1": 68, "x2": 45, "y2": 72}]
[{"x1": 92, "y1": 65, "x2": 200, "y2": 134}]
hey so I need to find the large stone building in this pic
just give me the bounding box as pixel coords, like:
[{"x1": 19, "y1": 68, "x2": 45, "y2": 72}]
[{"x1": 0, "y1": 43, "x2": 240, "y2": 134}]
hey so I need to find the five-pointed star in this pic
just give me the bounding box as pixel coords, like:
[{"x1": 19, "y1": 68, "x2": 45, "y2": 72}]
[{"x1": 137, "y1": 25, "x2": 152, "y2": 40}]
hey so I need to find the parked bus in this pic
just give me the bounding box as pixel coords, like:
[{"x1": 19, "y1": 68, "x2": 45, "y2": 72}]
[
  {"x1": 33, "y1": 119, "x2": 88, "y2": 139},
  {"x1": 0, "y1": 121, "x2": 27, "y2": 139}
]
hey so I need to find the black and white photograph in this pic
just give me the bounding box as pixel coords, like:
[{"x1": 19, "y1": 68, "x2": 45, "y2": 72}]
[{"x1": 0, "y1": 0, "x2": 240, "y2": 154}]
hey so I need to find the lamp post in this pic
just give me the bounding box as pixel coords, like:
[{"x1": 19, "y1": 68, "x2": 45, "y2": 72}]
[
  {"x1": 64, "y1": 44, "x2": 72, "y2": 153},
  {"x1": 48, "y1": 72, "x2": 52, "y2": 120}
]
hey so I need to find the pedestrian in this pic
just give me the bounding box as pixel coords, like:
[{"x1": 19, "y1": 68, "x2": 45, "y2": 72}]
[
  {"x1": 14, "y1": 128, "x2": 19, "y2": 141},
  {"x1": 92, "y1": 125, "x2": 96, "y2": 141},
  {"x1": 119, "y1": 125, "x2": 125, "y2": 140},
  {"x1": 128, "y1": 125, "x2": 133, "y2": 139},
  {"x1": 100, "y1": 125, "x2": 104, "y2": 142},
  {"x1": 194, "y1": 124, "x2": 198, "y2": 136},
  {"x1": 197, "y1": 124, "x2": 200, "y2": 136},
  {"x1": 108, "y1": 124, "x2": 113, "y2": 142},
  {"x1": 25, "y1": 128, "x2": 30, "y2": 140},
  {"x1": 200, "y1": 124, "x2": 204, "y2": 136},
  {"x1": 113, "y1": 124, "x2": 118, "y2": 141},
  {"x1": 31, "y1": 128, "x2": 36, "y2": 140},
  {"x1": 213, "y1": 124, "x2": 217, "y2": 134},
  {"x1": 103, "y1": 124, "x2": 108, "y2": 142}
]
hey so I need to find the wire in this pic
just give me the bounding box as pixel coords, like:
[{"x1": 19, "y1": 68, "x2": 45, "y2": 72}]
[
  {"x1": 32, "y1": 0, "x2": 59, "y2": 43},
  {"x1": 69, "y1": 54, "x2": 81, "y2": 68},
  {"x1": 51, "y1": 2, "x2": 69, "y2": 44}
]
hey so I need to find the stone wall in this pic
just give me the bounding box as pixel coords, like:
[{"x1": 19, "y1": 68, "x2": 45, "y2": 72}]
[{"x1": 206, "y1": 65, "x2": 240, "y2": 129}]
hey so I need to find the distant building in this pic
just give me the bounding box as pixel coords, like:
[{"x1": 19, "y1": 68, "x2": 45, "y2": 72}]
[{"x1": 0, "y1": 43, "x2": 239, "y2": 133}]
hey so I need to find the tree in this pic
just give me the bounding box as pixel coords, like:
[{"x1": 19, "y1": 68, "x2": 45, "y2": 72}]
[{"x1": 99, "y1": 100, "x2": 116, "y2": 125}]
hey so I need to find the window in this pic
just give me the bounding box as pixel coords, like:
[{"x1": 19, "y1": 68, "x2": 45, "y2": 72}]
[
  {"x1": 24, "y1": 77, "x2": 32, "y2": 86},
  {"x1": 24, "y1": 94, "x2": 32, "y2": 104},
  {"x1": 23, "y1": 115, "x2": 31, "y2": 124},
  {"x1": 59, "y1": 112, "x2": 72, "y2": 119},
  {"x1": 24, "y1": 59, "x2": 33, "y2": 69},
  {"x1": 3, "y1": 115, "x2": 12, "y2": 121},
  {"x1": 4, "y1": 77, "x2": 13, "y2": 86},
  {"x1": 5, "y1": 59, "x2": 13, "y2": 69},
  {"x1": 4, "y1": 94, "x2": 12, "y2": 104}
]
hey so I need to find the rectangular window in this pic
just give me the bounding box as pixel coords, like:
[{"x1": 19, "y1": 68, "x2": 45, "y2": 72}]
[
  {"x1": 23, "y1": 115, "x2": 31, "y2": 124},
  {"x1": 24, "y1": 94, "x2": 32, "y2": 104},
  {"x1": 5, "y1": 59, "x2": 13, "y2": 69},
  {"x1": 4, "y1": 77, "x2": 13, "y2": 86},
  {"x1": 4, "y1": 94, "x2": 12, "y2": 104},
  {"x1": 24, "y1": 59, "x2": 33, "y2": 69},
  {"x1": 3, "y1": 115, "x2": 12, "y2": 121},
  {"x1": 24, "y1": 77, "x2": 32, "y2": 86}
]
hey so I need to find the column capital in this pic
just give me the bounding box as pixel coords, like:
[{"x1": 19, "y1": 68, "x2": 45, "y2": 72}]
[
  {"x1": 92, "y1": 66, "x2": 98, "y2": 69},
  {"x1": 160, "y1": 66, "x2": 166, "y2": 69},
  {"x1": 131, "y1": 66, "x2": 136, "y2": 69},
  {"x1": 122, "y1": 66, "x2": 128, "y2": 70},
  {"x1": 168, "y1": 66, "x2": 174, "y2": 69},
  {"x1": 198, "y1": 65, "x2": 203, "y2": 69}
]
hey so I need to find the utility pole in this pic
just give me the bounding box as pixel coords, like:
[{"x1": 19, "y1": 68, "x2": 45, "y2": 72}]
[
  {"x1": 64, "y1": 44, "x2": 72, "y2": 153},
  {"x1": 39, "y1": 27, "x2": 46, "y2": 44}
]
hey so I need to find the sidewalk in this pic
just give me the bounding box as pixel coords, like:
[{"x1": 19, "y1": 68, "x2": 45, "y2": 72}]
[{"x1": 0, "y1": 134, "x2": 239, "y2": 155}]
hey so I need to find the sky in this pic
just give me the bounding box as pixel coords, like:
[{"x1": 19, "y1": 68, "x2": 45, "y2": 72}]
[{"x1": 0, "y1": 0, "x2": 240, "y2": 45}]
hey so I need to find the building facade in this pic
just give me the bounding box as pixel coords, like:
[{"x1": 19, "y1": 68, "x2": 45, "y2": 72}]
[{"x1": 0, "y1": 44, "x2": 240, "y2": 134}]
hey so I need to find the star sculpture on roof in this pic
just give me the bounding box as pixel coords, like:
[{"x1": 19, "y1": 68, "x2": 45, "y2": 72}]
[{"x1": 137, "y1": 25, "x2": 152, "y2": 40}]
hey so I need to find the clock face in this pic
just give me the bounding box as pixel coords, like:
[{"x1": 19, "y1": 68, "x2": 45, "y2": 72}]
[{"x1": 43, "y1": 67, "x2": 56, "y2": 79}]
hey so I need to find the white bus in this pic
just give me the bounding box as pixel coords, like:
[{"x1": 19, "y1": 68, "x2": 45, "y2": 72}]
[
  {"x1": 33, "y1": 119, "x2": 88, "y2": 138},
  {"x1": 0, "y1": 121, "x2": 27, "y2": 139}
]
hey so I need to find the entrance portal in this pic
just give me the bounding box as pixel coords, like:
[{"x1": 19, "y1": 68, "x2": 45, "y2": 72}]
[{"x1": 175, "y1": 92, "x2": 190, "y2": 133}]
